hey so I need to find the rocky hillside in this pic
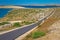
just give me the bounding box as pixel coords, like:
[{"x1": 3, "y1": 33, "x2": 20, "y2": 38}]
[{"x1": 0, "y1": 8, "x2": 52, "y2": 22}]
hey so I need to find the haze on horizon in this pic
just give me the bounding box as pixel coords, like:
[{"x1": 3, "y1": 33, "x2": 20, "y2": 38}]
[{"x1": 0, "y1": 0, "x2": 59, "y2": 5}]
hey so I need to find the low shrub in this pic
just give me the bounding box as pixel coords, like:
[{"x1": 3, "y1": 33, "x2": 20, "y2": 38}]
[
  {"x1": 13, "y1": 22, "x2": 21, "y2": 27},
  {"x1": 2, "y1": 22, "x2": 10, "y2": 24},
  {"x1": 0, "y1": 22, "x2": 10, "y2": 26},
  {"x1": 32, "y1": 31, "x2": 46, "y2": 38},
  {"x1": 22, "y1": 21, "x2": 33, "y2": 25}
]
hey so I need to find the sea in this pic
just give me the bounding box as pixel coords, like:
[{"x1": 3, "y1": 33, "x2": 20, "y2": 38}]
[{"x1": 0, "y1": 8, "x2": 12, "y2": 18}]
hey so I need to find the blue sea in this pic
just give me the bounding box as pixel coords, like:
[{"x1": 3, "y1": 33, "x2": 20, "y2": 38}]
[
  {"x1": 0, "y1": 8, "x2": 12, "y2": 18},
  {"x1": 17, "y1": 5, "x2": 60, "y2": 8}
]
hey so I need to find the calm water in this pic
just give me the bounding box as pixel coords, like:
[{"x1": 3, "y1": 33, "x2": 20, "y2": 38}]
[
  {"x1": 17, "y1": 5, "x2": 60, "y2": 8},
  {"x1": 0, "y1": 8, "x2": 12, "y2": 18}
]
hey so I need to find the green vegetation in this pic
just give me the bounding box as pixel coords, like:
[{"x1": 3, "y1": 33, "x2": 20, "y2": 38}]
[
  {"x1": 22, "y1": 21, "x2": 34, "y2": 25},
  {"x1": 31, "y1": 31, "x2": 46, "y2": 38},
  {"x1": 0, "y1": 22, "x2": 10, "y2": 26},
  {"x1": 13, "y1": 22, "x2": 22, "y2": 27},
  {"x1": 23, "y1": 31, "x2": 46, "y2": 40}
]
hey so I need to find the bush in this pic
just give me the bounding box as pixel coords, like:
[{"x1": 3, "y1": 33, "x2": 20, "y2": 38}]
[
  {"x1": 0, "y1": 22, "x2": 10, "y2": 26},
  {"x1": 22, "y1": 21, "x2": 33, "y2": 25},
  {"x1": 2, "y1": 22, "x2": 10, "y2": 24},
  {"x1": 32, "y1": 31, "x2": 46, "y2": 38},
  {"x1": 0, "y1": 23, "x2": 3, "y2": 26},
  {"x1": 13, "y1": 22, "x2": 21, "y2": 27}
]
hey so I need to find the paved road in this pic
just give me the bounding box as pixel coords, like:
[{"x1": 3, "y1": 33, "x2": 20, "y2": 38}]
[
  {"x1": 0, "y1": 23, "x2": 38, "y2": 40},
  {"x1": 0, "y1": 9, "x2": 55, "y2": 40}
]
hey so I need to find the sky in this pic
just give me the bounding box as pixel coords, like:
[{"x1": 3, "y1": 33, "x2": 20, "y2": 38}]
[{"x1": 0, "y1": 0, "x2": 59, "y2": 5}]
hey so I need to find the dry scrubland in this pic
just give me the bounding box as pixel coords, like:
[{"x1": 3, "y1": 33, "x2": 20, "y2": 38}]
[
  {"x1": 0, "y1": 8, "x2": 52, "y2": 32},
  {"x1": 23, "y1": 8, "x2": 60, "y2": 40},
  {"x1": 0, "y1": 8, "x2": 52, "y2": 22}
]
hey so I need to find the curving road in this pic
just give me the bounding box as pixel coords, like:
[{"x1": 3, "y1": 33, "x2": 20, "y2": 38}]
[{"x1": 0, "y1": 9, "x2": 55, "y2": 40}]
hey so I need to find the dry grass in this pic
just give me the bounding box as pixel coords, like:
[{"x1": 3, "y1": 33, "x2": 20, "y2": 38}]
[
  {"x1": 0, "y1": 26, "x2": 16, "y2": 32},
  {"x1": 0, "y1": 8, "x2": 51, "y2": 22},
  {"x1": 23, "y1": 8, "x2": 60, "y2": 40}
]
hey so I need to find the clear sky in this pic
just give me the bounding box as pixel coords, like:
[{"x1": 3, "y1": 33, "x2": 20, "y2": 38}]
[{"x1": 0, "y1": 0, "x2": 59, "y2": 5}]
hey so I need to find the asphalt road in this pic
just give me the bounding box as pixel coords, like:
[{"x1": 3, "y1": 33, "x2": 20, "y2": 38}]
[
  {"x1": 0, "y1": 9, "x2": 54, "y2": 40},
  {"x1": 0, "y1": 21, "x2": 43, "y2": 40}
]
